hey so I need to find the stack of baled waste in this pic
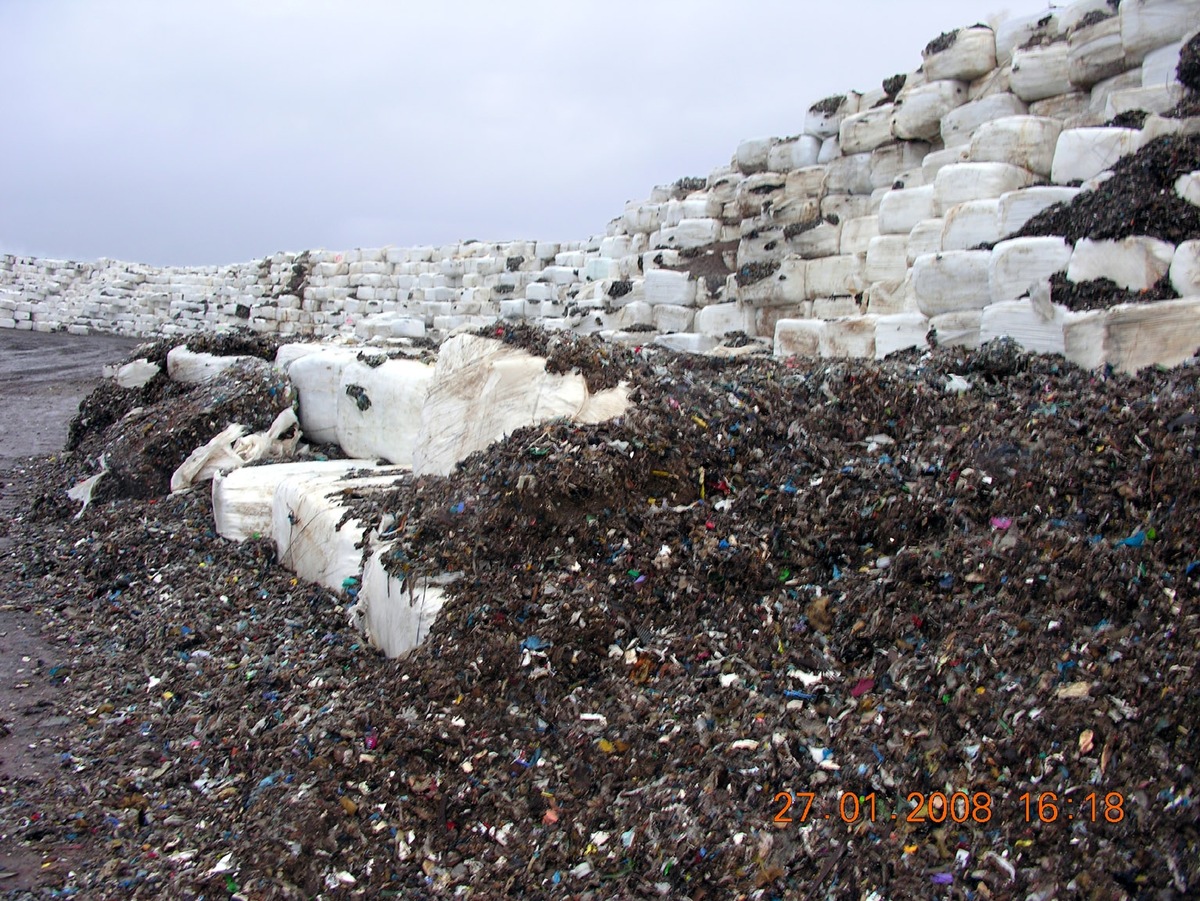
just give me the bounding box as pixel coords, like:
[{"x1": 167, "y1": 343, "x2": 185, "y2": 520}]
[
  {"x1": 199, "y1": 331, "x2": 631, "y2": 656},
  {"x1": 2, "y1": 0, "x2": 1199, "y2": 373}
]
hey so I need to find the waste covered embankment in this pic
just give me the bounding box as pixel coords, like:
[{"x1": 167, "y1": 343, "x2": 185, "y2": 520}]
[{"x1": 2, "y1": 329, "x2": 1198, "y2": 898}]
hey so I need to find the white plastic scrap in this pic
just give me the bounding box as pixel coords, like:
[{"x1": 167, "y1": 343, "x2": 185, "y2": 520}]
[
  {"x1": 945, "y1": 374, "x2": 973, "y2": 393},
  {"x1": 170, "y1": 408, "x2": 300, "y2": 492},
  {"x1": 66, "y1": 454, "x2": 109, "y2": 519}
]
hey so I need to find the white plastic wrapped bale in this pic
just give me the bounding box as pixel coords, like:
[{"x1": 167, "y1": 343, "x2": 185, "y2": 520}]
[
  {"x1": 1105, "y1": 84, "x2": 1183, "y2": 118},
  {"x1": 785, "y1": 166, "x2": 828, "y2": 202},
  {"x1": 820, "y1": 194, "x2": 874, "y2": 222},
  {"x1": 995, "y1": 12, "x2": 1062, "y2": 67},
  {"x1": 786, "y1": 220, "x2": 842, "y2": 259},
  {"x1": 736, "y1": 173, "x2": 787, "y2": 217},
  {"x1": 817, "y1": 136, "x2": 842, "y2": 164},
  {"x1": 767, "y1": 135, "x2": 822, "y2": 171},
  {"x1": 804, "y1": 94, "x2": 861, "y2": 139},
  {"x1": 357, "y1": 554, "x2": 448, "y2": 657},
  {"x1": 806, "y1": 254, "x2": 866, "y2": 300},
  {"x1": 864, "y1": 273, "x2": 916, "y2": 315},
  {"x1": 658, "y1": 219, "x2": 722, "y2": 250},
  {"x1": 1141, "y1": 40, "x2": 1183, "y2": 86},
  {"x1": 940, "y1": 200, "x2": 1002, "y2": 251},
  {"x1": 878, "y1": 185, "x2": 936, "y2": 234},
  {"x1": 819, "y1": 316, "x2": 877, "y2": 358},
  {"x1": 1010, "y1": 44, "x2": 1074, "y2": 102},
  {"x1": 811, "y1": 297, "x2": 863, "y2": 319},
  {"x1": 970, "y1": 116, "x2": 1063, "y2": 178},
  {"x1": 1061, "y1": 309, "x2": 1108, "y2": 368},
  {"x1": 650, "y1": 304, "x2": 694, "y2": 333},
  {"x1": 1104, "y1": 298, "x2": 1200, "y2": 372},
  {"x1": 865, "y1": 236, "x2": 909, "y2": 283},
  {"x1": 933, "y1": 162, "x2": 1037, "y2": 215},
  {"x1": 839, "y1": 217, "x2": 880, "y2": 255},
  {"x1": 907, "y1": 219, "x2": 946, "y2": 264},
  {"x1": 871, "y1": 310, "x2": 926, "y2": 356},
  {"x1": 893, "y1": 80, "x2": 969, "y2": 141},
  {"x1": 583, "y1": 258, "x2": 621, "y2": 281},
  {"x1": 166, "y1": 346, "x2": 261, "y2": 383},
  {"x1": 1120, "y1": 0, "x2": 1200, "y2": 64},
  {"x1": 695, "y1": 303, "x2": 754, "y2": 337},
  {"x1": 1067, "y1": 236, "x2": 1175, "y2": 290},
  {"x1": 1051, "y1": 127, "x2": 1143, "y2": 184},
  {"x1": 735, "y1": 137, "x2": 776, "y2": 174},
  {"x1": 1170, "y1": 241, "x2": 1200, "y2": 296},
  {"x1": 940, "y1": 91, "x2": 1027, "y2": 146},
  {"x1": 738, "y1": 256, "x2": 807, "y2": 308},
  {"x1": 1067, "y1": 13, "x2": 1129, "y2": 89},
  {"x1": 774, "y1": 319, "x2": 824, "y2": 357},
  {"x1": 663, "y1": 196, "x2": 721, "y2": 227},
  {"x1": 929, "y1": 311, "x2": 982, "y2": 348},
  {"x1": 285, "y1": 347, "x2": 362, "y2": 444},
  {"x1": 923, "y1": 26, "x2": 998, "y2": 81},
  {"x1": 335, "y1": 358, "x2": 433, "y2": 464},
  {"x1": 838, "y1": 105, "x2": 896, "y2": 155},
  {"x1": 654, "y1": 333, "x2": 721, "y2": 354},
  {"x1": 989, "y1": 237, "x2": 1073, "y2": 302},
  {"x1": 912, "y1": 250, "x2": 993, "y2": 316},
  {"x1": 979, "y1": 298, "x2": 1069, "y2": 353},
  {"x1": 768, "y1": 195, "x2": 822, "y2": 226},
  {"x1": 623, "y1": 202, "x2": 661, "y2": 235},
  {"x1": 213, "y1": 459, "x2": 391, "y2": 541},
  {"x1": 644, "y1": 269, "x2": 696, "y2": 306},
  {"x1": 921, "y1": 145, "x2": 972, "y2": 183},
  {"x1": 823, "y1": 154, "x2": 874, "y2": 196},
  {"x1": 272, "y1": 470, "x2": 397, "y2": 595},
  {"x1": 411, "y1": 335, "x2": 629, "y2": 477},
  {"x1": 870, "y1": 141, "x2": 930, "y2": 190},
  {"x1": 996, "y1": 186, "x2": 1080, "y2": 235}
]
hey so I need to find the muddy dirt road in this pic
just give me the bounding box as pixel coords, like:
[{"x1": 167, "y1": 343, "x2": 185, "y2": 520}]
[{"x1": 0, "y1": 330, "x2": 139, "y2": 891}]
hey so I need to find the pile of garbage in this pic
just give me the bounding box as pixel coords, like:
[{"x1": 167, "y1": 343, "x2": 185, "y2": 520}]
[{"x1": 2, "y1": 336, "x2": 1199, "y2": 898}]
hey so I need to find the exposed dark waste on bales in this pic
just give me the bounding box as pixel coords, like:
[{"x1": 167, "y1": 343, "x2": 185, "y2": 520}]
[{"x1": 1, "y1": 332, "x2": 1199, "y2": 899}]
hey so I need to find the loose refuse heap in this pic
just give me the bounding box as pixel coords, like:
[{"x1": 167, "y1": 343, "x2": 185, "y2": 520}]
[{"x1": 2, "y1": 323, "x2": 1198, "y2": 898}]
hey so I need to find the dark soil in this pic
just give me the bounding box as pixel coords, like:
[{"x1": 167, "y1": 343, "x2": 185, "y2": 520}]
[
  {"x1": 475, "y1": 322, "x2": 636, "y2": 393},
  {"x1": 1073, "y1": 8, "x2": 1115, "y2": 31},
  {"x1": 1179, "y1": 32, "x2": 1200, "y2": 93},
  {"x1": 882, "y1": 73, "x2": 906, "y2": 100},
  {"x1": 1008, "y1": 135, "x2": 1200, "y2": 245},
  {"x1": 133, "y1": 328, "x2": 283, "y2": 370},
  {"x1": 661, "y1": 240, "x2": 737, "y2": 284},
  {"x1": 809, "y1": 94, "x2": 845, "y2": 116},
  {"x1": 923, "y1": 29, "x2": 958, "y2": 57},
  {"x1": 4, "y1": 339, "x2": 1200, "y2": 898},
  {"x1": 1049, "y1": 271, "x2": 1179, "y2": 312},
  {"x1": 735, "y1": 260, "x2": 780, "y2": 287},
  {"x1": 1107, "y1": 110, "x2": 1149, "y2": 129},
  {"x1": 63, "y1": 358, "x2": 295, "y2": 504}
]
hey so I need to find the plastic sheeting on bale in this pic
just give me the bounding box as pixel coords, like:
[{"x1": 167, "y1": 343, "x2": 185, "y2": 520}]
[
  {"x1": 1170, "y1": 241, "x2": 1200, "y2": 296},
  {"x1": 875, "y1": 312, "x2": 930, "y2": 358},
  {"x1": 272, "y1": 470, "x2": 402, "y2": 595},
  {"x1": 167, "y1": 346, "x2": 261, "y2": 384},
  {"x1": 336, "y1": 358, "x2": 434, "y2": 465},
  {"x1": 989, "y1": 236, "x2": 1074, "y2": 302},
  {"x1": 355, "y1": 556, "x2": 449, "y2": 658},
  {"x1": 212, "y1": 460, "x2": 393, "y2": 542},
  {"x1": 283, "y1": 346, "x2": 360, "y2": 445},
  {"x1": 941, "y1": 200, "x2": 1002, "y2": 251},
  {"x1": 1104, "y1": 298, "x2": 1200, "y2": 373},
  {"x1": 979, "y1": 299, "x2": 1070, "y2": 354},
  {"x1": 1051, "y1": 127, "x2": 1144, "y2": 184},
  {"x1": 940, "y1": 93, "x2": 1030, "y2": 148},
  {"x1": 411, "y1": 335, "x2": 629, "y2": 477},
  {"x1": 934, "y1": 162, "x2": 1037, "y2": 215},
  {"x1": 969, "y1": 115, "x2": 1063, "y2": 177},
  {"x1": 1067, "y1": 236, "x2": 1176, "y2": 291},
  {"x1": 1011, "y1": 43, "x2": 1074, "y2": 102},
  {"x1": 774, "y1": 319, "x2": 824, "y2": 358},
  {"x1": 923, "y1": 26, "x2": 998, "y2": 82},
  {"x1": 912, "y1": 250, "x2": 993, "y2": 316},
  {"x1": 893, "y1": 80, "x2": 969, "y2": 142},
  {"x1": 878, "y1": 186, "x2": 936, "y2": 235}
]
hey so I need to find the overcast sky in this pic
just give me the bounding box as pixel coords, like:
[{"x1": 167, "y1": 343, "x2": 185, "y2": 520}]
[{"x1": 2, "y1": 0, "x2": 1052, "y2": 268}]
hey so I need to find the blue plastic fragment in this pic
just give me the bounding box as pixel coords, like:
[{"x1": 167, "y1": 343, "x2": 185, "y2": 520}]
[{"x1": 521, "y1": 635, "x2": 550, "y2": 651}]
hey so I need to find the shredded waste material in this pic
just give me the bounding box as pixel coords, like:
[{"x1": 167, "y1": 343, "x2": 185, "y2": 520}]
[{"x1": 2, "y1": 334, "x2": 1198, "y2": 899}]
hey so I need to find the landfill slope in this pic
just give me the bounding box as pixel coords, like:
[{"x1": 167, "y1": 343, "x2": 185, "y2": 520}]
[{"x1": 2, "y1": 335, "x2": 1198, "y2": 899}]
